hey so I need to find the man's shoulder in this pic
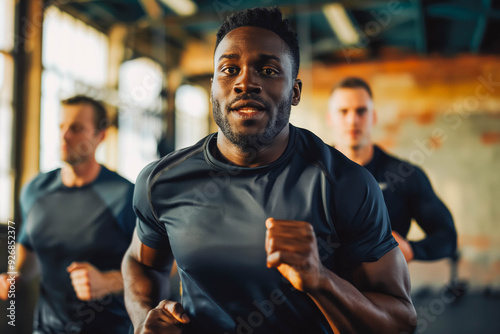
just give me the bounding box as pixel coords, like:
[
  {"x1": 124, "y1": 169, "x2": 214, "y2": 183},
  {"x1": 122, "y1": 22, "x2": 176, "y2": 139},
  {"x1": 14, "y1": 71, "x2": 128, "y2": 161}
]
[
  {"x1": 99, "y1": 165, "x2": 133, "y2": 187},
  {"x1": 20, "y1": 169, "x2": 62, "y2": 214},
  {"x1": 373, "y1": 145, "x2": 427, "y2": 179},
  {"x1": 21, "y1": 169, "x2": 60, "y2": 197},
  {"x1": 136, "y1": 134, "x2": 211, "y2": 188},
  {"x1": 293, "y1": 125, "x2": 374, "y2": 185},
  {"x1": 133, "y1": 135, "x2": 210, "y2": 216},
  {"x1": 374, "y1": 145, "x2": 414, "y2": 169},
  {"x1": 294, "y1": 125, "x2": 348, "y2": 164}
]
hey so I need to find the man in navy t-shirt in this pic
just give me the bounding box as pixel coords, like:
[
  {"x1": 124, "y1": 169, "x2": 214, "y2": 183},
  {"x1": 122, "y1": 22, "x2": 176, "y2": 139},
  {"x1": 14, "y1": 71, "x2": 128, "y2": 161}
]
[
  {"x1": 328, "y1": 77, "x2": 457, "y2": 262},
  {"x1": 122, "y1": 7, "x2": 416, "y2": 334},
  {"x1": 0, "y1": 96, "x2": 135, "y2": 333}
]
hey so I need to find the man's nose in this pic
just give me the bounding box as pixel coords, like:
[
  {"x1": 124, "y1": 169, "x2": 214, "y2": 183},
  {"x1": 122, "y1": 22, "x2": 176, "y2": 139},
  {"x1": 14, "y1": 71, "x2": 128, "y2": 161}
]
[
  {"x1": 346, "y1": 110, "x2": 359, "y2": 125},
  {"x1": 234, "y1": 68, "x2": 262, "y2": 94},
  {"x1": 61, "y1": 127, "x2": 70, "y2": 141}
]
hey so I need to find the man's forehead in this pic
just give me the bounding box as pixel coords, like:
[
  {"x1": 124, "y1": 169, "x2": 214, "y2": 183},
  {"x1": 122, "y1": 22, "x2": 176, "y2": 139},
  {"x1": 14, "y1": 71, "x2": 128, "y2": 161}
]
[
  {"x1": 214, "y1": 26, "x2": 287, "y2": 61},
  {"x1": 330, "y1": 88, "x2": 373, "y2": 108},
  {"x1": 333, "y1": 88, "x2": 371, "y2": 101},
  {"x1": 61, "y1": 104, "x2": 93, "y2": 119}
]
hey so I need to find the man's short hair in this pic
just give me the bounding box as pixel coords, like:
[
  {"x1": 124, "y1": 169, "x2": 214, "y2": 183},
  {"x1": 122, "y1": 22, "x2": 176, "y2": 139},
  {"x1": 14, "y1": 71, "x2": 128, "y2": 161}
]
[
  {"x1": 215, "y1": 7, "x2": 300, "y2": 79},
  {"x1": 332, "y1": 77, "x2": 373, "y2": 99},
  {"x1": 61, "y1": 95, "x2": 109, "y2": 132}
]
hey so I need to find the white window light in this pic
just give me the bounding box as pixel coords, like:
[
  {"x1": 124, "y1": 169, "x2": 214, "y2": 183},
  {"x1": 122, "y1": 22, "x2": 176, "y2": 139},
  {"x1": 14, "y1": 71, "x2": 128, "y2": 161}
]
[{"x1": 0, "y1": 0, "x2": 14, "y2": 51}]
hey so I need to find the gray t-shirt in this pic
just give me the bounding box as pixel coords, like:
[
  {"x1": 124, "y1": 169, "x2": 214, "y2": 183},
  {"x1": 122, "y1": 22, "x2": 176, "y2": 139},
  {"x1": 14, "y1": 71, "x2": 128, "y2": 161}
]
[
  {"x1": 19, "y1": 166, "x2": 135, "y2": 334},
  {"x1": 135, "y1": 124, "x2": 397, "y2": 334}
]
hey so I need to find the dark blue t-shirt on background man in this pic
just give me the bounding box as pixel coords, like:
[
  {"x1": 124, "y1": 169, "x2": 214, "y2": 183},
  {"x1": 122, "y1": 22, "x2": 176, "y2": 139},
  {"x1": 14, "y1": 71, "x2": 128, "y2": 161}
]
[
  {"x1": 364, "y1": 145, "x2": 457, "y2": 260},
  {"x1": 134, "y1": 124, "x2": 398, "y2": 334},
  {"x1": 19, "y1": 166, "x2": 135, "y2": 334}
]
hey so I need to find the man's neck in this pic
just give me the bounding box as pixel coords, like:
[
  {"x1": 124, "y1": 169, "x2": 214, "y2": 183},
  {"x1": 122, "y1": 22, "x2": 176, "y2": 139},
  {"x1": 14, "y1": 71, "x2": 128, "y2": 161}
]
[
  {"x1": 61, "y1": 159, "x2": 101, "y2": 187},
  {"x1": 337, "y1": 143, "x2": 374, "y2": 166},
  {"x1": 216, "y1": 126, "x2": 290, "y2": 168}
]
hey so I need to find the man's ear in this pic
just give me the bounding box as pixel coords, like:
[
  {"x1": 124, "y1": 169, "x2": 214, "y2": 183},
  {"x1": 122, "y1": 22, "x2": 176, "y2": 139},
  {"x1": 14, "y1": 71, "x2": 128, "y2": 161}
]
[
  {"x1": 373, "y1": 109, "x2": 377, "y2": 126},
  {"x1": 292, "y1": 79, "x2": 302, "y2": 106},
  {"x1": 97, "y1": 130, "x2": 106, "y2": 144}
]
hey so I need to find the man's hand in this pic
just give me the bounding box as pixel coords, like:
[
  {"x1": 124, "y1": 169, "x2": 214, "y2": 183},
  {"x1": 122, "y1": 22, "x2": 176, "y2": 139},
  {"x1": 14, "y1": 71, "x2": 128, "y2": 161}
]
[
  {"x1": 0, "y1": 273, "x2": 18, "y2": 300},
  {"x1": 265, "y1": 218, "x2": 324, "y2": 292},
  {"x1": 139, "y1": 300, "x2": 190, "y2": 334},
  {"x1": 67, "y1": 262, "x2": 123, "y2": 301},
  {"x1": 392, "y1": 231, "x2": 414, "y2": 262}
]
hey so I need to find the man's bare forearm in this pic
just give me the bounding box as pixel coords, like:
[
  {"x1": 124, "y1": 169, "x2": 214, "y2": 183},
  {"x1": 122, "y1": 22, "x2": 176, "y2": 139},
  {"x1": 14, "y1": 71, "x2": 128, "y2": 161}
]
[
  {"x1": 122, "y1": 251, "x2": 171, "y2": 330},
  {"x1": 103, "y1": 270, "x2": 124, "y2": 295},
  {"x1": 308, "y1": 269, "x2": 416, "y2": 333}
]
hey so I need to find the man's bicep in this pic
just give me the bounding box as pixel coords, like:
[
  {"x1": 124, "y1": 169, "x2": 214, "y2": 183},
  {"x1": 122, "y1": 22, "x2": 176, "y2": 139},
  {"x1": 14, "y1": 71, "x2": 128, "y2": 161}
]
[
  {"x1": 352, "y1": 248, "x2": 412, "y2": 303},
  {"x1": 128, "y1": 228, "x2": 174, "y2": 271}
]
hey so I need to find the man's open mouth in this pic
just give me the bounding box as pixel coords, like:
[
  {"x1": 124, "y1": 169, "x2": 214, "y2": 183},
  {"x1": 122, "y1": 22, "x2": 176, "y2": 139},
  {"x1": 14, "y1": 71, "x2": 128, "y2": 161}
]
[{"x1": 230, "y1": 100, "x2": 266, "y2": 119}]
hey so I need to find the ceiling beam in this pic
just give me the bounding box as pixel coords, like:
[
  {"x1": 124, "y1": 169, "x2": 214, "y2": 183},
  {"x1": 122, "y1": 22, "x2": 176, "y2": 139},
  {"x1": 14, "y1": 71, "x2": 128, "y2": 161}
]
[
  {"x1": 415, "y1": 0, "x2": 427, "y2": 54},
  {"x1": 471, "y1": 0, "x2": 490, "y2": 53}
]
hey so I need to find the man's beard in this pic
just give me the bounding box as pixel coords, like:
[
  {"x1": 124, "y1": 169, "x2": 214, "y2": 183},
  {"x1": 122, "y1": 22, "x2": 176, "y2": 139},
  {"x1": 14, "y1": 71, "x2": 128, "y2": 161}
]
[
  {"x1": 62, "y1": 140, "x2": 95, "y2": 166},
  {"x1": 212, "y1": 93, "x2": 292, "y2": 152}
]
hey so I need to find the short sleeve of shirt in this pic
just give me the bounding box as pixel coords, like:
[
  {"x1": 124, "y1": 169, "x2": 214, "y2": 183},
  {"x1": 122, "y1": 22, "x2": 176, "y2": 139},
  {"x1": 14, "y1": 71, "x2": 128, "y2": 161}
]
[
  {"x1": 115, "y1": 184, "x2": 136, "y2": 238},
  {"x1": 134, "y1": 161, "x2": 170, "y2": 249},
  {"x1": 334, "y1": 166, "x2": 397, "y2": 270},
  {"x1": 18, "y1": 206, "x2": 33, "y2": 250},
  {"x1": 18, "y1": 180, "x2": 38, "y2": 250}
]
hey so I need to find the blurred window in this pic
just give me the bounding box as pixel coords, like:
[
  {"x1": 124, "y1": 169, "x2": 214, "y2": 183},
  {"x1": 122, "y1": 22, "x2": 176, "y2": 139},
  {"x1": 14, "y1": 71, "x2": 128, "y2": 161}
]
[
  {"x1": 0, "y1": 0, "x2": 15, "y2": 223},
  {"x1": 175, "y1": 85, "x2": 209, "y2": 150},
  {"x1": 117, "y1": 57, "x2": 164, "y2": 182},
  {"x1": 40, "y1": 6, "x2": 109, "y2": 172}
]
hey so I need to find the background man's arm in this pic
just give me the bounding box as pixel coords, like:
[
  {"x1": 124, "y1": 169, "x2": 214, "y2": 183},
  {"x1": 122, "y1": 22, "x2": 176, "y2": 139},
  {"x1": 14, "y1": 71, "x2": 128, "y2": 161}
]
[
  {"x1": 0, "y1": 244, "x2": 40, "y2": 300},
  {"x1": 122, "y1": 229, "x2": 189, "y2": 334},
  {"x1": 408, "y1": 167, "x2": 457, "y2": 261},
  {"x1": 66, "y1": 262, "x2": 124, "y2": 300}
]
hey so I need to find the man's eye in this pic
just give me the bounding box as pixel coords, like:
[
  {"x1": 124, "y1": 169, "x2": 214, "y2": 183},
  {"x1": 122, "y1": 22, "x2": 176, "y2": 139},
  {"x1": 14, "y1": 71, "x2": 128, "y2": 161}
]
[
  {"x1": 222, "y1": 67, "x2": 238, "y2": 75},
  {"x1": 262, "y1": 68, "x2": 278, "y2": 76}
]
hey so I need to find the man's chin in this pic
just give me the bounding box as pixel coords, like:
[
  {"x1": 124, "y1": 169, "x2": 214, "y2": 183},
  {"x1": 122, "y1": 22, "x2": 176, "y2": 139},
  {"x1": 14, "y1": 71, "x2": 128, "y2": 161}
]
[
  {"x1": 62, "y1": 155, "x2": 88, "y2": 166},
  {"x1": 347, "y1": 141, "x2": 362, "y2": 150},
  {"x1": 229, "y1": 133, "x2": 265, "y2": 150}
]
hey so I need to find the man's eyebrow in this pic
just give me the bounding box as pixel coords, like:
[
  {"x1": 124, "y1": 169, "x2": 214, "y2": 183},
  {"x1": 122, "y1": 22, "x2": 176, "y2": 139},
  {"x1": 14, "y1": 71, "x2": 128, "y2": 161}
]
[
  {"x1": 218, "y1": 53, "x2": 239, "y2": 62},
  {"x1": 258, "y1": 54, "x2": 281, "y2": 62},
  {"x1": 217, "y1": 53, "x2": 281, "y2": 63}
]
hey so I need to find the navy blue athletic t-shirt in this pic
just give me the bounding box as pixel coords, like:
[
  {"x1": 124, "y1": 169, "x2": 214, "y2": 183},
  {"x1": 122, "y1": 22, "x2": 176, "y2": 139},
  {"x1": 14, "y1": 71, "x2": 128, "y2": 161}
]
[
  {"x1": 364, "y1": 145, "x2": 457, "y2": 260},
  {"x1": 19, "y1": 166, "x2": 135, "y2": 334},
  {"x1": 134, "y1": 125, "x2": 397, "y2": 334}
]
